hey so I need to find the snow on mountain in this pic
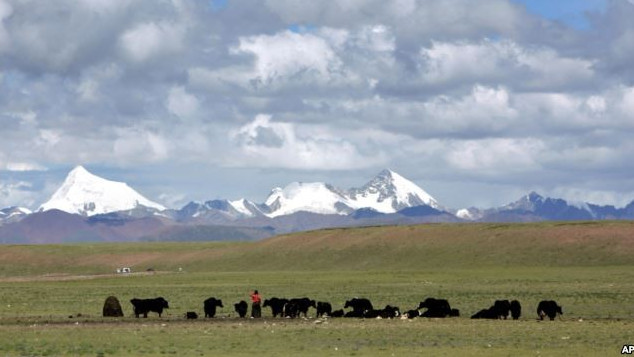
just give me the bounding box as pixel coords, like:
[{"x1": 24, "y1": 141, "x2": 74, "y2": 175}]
[
  {"x1": 264, "y1": 182, "x2": 353, "y2": 218},
  {"x1": 456, "y1": 208, "x2": 482, "y2": 221},
  {"x1": 1, "y1": 206, "x2": 32, "y2": 217},
  {"x1": 347, "y1": 169, "x2": 440, "y2": 212},
  {"x1": 175, "y1": 198, "x2": 263, "y2": 222},
  {"x1": 38, "y1": 166, "x2": 165, "y2": 216},
  {"x1": 229, "y1": 198, "x2": 264, "y2": 217},
  {"x1": 263, "y1": 169, "x2": 440, "y2": 218},
  {"x1": 0, "y1": 206, "x2": 32, "y2": 225}
]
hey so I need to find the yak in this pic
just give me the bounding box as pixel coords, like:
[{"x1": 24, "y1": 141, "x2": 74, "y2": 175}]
[
  {"x1": 510, "y1": 300, "x2": 521, "y2": 320},
  {"x1": 203, "y1": 297, "x2": 223, "y2": 318},
  {"x1": 234, "y1": 300, "x2": 248, "y2": 318},
  {"x1": 130, "y1": 297, "x2": 169, "y2": 318},
  {"x1": 418, "y1": 298, "x2": 452, "y2": 318},
  {"x1": 316, "y1": 301, "x2": 332, "y2": 317},
  {"x1": 537, "y1": 300, "x2": 562, "y2": 320}
]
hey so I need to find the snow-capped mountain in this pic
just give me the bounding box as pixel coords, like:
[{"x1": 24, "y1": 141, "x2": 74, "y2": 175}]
[
  {"x1": 262, "y1": 169, "x2": 441, "y2": 218},
  {"x1": 264, "y1": 182, "x2": 353, "y2": 218},
  {"x1": 347, "y1": 169, "x2": 440, "y2": 212},
  {"x1": 174, "y1": 198, "x2": 264, "y2": 222},
  {"x1": 455, "y1": 192, "x2": 634, "y2": 222},
  {"x1": 38, "y1": 166, "x2": 165, "y2": 216},
  {"x1": 0, "y1": 206, "x2": 32, "y2": 225}
]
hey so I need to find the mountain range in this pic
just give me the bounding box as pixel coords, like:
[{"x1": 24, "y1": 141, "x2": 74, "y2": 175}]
[{"x1": 1, "y1": 166, "x2": 633, "y2": 243}]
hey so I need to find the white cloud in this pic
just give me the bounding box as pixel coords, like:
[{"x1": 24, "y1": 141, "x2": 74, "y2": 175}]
[
  {"x1": 618, "y1": 86, "x2": 634, "y2": 116},
  {"x1": 5, "y1": 163, "x2": 47, "y2": 172},
  {"x1": 79, "y1": 0, "x2": 132, "y2": 14},
  {"x1": 0, "y1": 181, "x2": 36, "y2": 209},
  {"x1": 419, "y1": 39, "x2": 595, "y2": 90},
  {"x1": 113, "y1": 127, "x2": 170, "y2": 162},
  {"x1": 119, "y1": 22, "x2": 185, "y2": 63},
  {"x1": 586, "y1": 96, "x2": 607, "y2": 114},
  {"x1": 230, "y1": 114, "x2": 386, "y2": 170},
  {"x1": 167, "y1": 86, "x2": 199, "y2": 118},
  {"x1": 231, "y1": 30, "x2": 348, "y2": 87},
  {"x1": 77, "y1": 78, "x2": 99, "y2": 102},
  {"x1": 446, "y1": 138, "x2": 544, "y2": 172},
  {"x1": 36, "y1": 129, "x2": 62, "y2": 147},
  {"x1": 422, "y1": 85, "x2": 518, "y2": 134}
]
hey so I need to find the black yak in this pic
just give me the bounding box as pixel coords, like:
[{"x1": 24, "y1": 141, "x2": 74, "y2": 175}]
[
  {"x1": 537, "y1": 300, "x2": 562, "y2": 320},
  {"x1": 130, "y1": 297, "x2": 169, "y2": 318},
  {"x1": 203, "y1": 297, "x2": 223, "y2": 318}
]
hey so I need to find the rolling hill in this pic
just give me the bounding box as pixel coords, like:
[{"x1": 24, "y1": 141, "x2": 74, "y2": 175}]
[{"x1": 1, "y1": 221, "x2": 633, "y2": 277}]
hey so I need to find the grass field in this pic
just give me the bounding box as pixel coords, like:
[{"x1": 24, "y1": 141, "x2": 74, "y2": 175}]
[{"x1": 1, "y1": 221, "x2": 633, "y2": 356}]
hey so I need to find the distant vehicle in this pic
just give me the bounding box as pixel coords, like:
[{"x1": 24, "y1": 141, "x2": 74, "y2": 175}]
[{"x1": 116, "y1": 267, "x2": 132, "y2": 274}]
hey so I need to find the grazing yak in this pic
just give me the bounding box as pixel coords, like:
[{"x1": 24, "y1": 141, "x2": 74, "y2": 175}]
[
  {"x1": 130, "y1": 297, "x2": 169, "y2": 318},
  {"x1": 284, "y1": 300, "x2": 300, "y2": 318},
  {"x1": 344, "y1": 298, "x2": 373, "y2": 316},
  {"x1": 471, "y1": 308, "x2": 499, "y2": 319},
  {"x1": 494, "y1": 300, "x2": 511, "y2": 319},
  {"x1": 418, "y1": 298, "x2": 452, "y2": 318},
  {"x1": 405, "y1": 309, "x2": 420, "y2": 319},
  {"x1": 330, "y1": 309, "x2": 344, "y2": 317},
  {"x1": 510, "y1": 300, "x2": 521, "y2": 320},
  {"x1": 234, "y1": 300, "x2": 248, "y2": 318},
  {"x1": 263, "y1": 298, "x2": 288, "y2": 318},
  {"x1": 316, "y1": 302, "x2": 332, "y2": 317},
  {"x1": 370, "y1": 305, "x2": 400, "y2": 319},
  {"x1": 344, "y1": 310, "x2": 364, "y2": 318},
  {"x1": 471, "y1": 299, "x2": 518, "y2": 319},
  {"x1": 203, "y1": 297, "x2": 223, "y2": 318},
  {"x1": 289, "y1": 298, "x2": 316, "y2": 318},
  {"x1": 185, "y1": 311, "x2": 198, "y2": 319},
  {"x1": 537, "y1": 300, "x2": 563, "y2": 320}
]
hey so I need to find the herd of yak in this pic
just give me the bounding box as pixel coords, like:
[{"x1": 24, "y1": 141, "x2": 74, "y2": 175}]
[{"x1": 109, "y1": 296, "x2": 563, "y2": 321}]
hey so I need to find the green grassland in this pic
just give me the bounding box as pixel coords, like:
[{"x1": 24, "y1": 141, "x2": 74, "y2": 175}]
[{"x1": 1, "y1": 221, "x2": 633, "y2": 356}]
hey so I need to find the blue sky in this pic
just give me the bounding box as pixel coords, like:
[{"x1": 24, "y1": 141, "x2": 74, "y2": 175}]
[
  {"x1": 2, "y1": 0, "x2": 634, "y2": 211},
  {"x1": 514, "y1": 0, "x2": 606, "y2": 29}
]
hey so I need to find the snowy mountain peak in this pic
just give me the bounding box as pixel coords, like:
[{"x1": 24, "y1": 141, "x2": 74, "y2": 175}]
[
  {"x1": 38, "y1": 165, "x2": 165, "y2": 216},
  {"x1": 264, "y1": 182, "x2": 351, "y2": 218},
  {"x1": 262, "y1": 169, "x2": 441, "y2": 217},
  {"x1": 349, "y1": 169, "x2": 440, "y2": 212}
]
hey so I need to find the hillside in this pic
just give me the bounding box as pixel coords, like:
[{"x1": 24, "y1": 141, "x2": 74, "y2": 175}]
[{"x1": 1, "y1": 221, "x2": 633, "y2": 277}]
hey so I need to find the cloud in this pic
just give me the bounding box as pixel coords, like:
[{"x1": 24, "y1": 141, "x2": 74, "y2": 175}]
[
  {"x1": 1, "y1": 0, "x2": 634, "y2": 210},
  {"x1": 113, "y1": 127, "x2": 170, "y2": 163},
  {"x1": 167, "y1": 86, "x2": 199, "y2": 118},
  {"x1": 230, "y1": 30, "x2": 349, "y2": 88},
  {"x1": 418, "y1": 39, "x2": 595, "y2": 90},
  {"x1": 263, "y1": 0, "x2": 528, "y2": 44},
  {"x1": 0, "y1": 0, "x2": 11, "y2": 53},
  {"x1": 445, "y1": 138, "x2": 544, "y2": 173},
  {"x1": 0, "y1": 180, "x2": 36, "y2": 208},
  {"x1": 230, "y1": 114, "x2": 386, "y2": 170},
  {"x1": 119, "y1": 21, "x2": 185, "y2": 63},
  {"x1": 4, "y1": 163, "x2": 46, "y2": 172}
]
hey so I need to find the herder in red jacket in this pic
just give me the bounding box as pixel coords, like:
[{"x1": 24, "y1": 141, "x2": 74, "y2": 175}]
[{"x1": 250, "y1": 290, "x2": 262, "y2": 318}]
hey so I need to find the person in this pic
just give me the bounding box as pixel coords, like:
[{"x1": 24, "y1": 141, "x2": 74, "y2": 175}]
[{"x1": 250, "y1": 290, "x2": 261, "y2": 318}]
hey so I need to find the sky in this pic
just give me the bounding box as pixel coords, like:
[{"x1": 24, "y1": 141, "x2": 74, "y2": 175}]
[{"x1": 2, "y1": 0, "x2": 634, "y2": 211}]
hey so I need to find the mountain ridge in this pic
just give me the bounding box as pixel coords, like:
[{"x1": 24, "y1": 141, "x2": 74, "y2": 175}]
[{"x1": 2, "y1": 166, "x2": 634, "y2": 243}]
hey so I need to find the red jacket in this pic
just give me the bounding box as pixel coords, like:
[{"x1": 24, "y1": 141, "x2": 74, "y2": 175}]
[{"x1": 250, "y1": 292, "x2": 261, "y2": 304}]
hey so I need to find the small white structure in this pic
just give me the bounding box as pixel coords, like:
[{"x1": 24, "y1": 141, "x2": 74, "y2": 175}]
[{"x1": 116, "y1": 267, "x2": 132, "y2": 274}]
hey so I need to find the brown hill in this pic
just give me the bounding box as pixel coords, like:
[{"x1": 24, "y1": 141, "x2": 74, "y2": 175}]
[{"x1": 1, "y1": 221, "x2": 633, "y2": 277}]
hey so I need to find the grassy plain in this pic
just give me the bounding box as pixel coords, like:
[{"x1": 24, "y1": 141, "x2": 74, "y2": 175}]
[{"x1": 0, "y1": 221, "x2": 633, "y2": 356}]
